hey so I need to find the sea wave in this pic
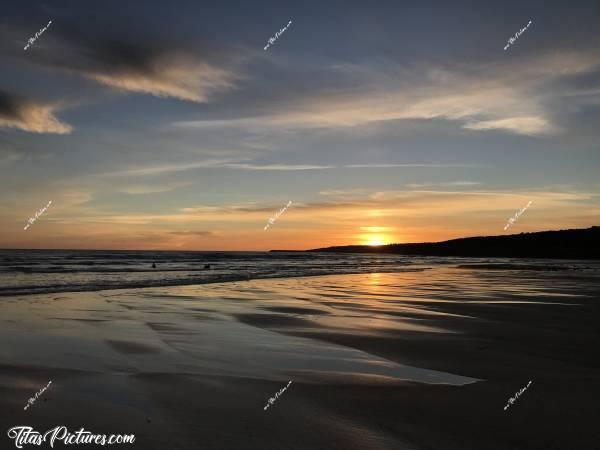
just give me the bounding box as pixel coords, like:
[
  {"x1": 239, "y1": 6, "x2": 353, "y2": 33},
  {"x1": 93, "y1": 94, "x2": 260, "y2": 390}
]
[{"x1": 1, "y1": 250, "x2": 598, "y2": 297}]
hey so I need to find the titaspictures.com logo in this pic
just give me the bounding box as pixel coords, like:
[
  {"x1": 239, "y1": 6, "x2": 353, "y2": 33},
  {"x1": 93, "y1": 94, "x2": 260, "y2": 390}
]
[{"x1": 7, "y1": 426, "x2": 135, "y2": 448}]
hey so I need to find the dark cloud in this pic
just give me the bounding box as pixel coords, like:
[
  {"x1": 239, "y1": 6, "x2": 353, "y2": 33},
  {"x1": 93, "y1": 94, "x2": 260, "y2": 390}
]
[{"x1": 0, "y1": 92, "x2": 25, "y2": 121}]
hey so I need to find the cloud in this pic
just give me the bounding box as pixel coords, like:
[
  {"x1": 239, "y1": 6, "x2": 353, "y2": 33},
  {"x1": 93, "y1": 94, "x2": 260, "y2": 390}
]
[
  {"x1": 180, "y1": 203, "x2": 270, "y2": 214},
  {"x1": 223, "y1": 163, "x2": 334, "y2": 170},
  {"x1": 85, "y1": 56, "x2": 236, "y2": 102},
  {"x1": 168, "y1": 230, "x2": 215, "y2": 236},
  {"x1": 172, "y1": 85, "x2": 553, "y2": 135},
  {"x1": 170, "y1": 49, "x2": 600, "y2": 136},
  {"x1": 119, "y1": 181, "x2": 191, "y2": 194},
  {"x1": 26, "y1": 28, "x2": 238, "y2": 103},
  {"x1": 463, "y1": 117, "x2": 555, "y2": 135},
  {"x1": 103, "y1": 160, "x2": 335, "y2": 177},
  {"x1": 405, "y1": 181, "x2": 482, "y2": 189},
  {"x1": 445, "y1": 181, "x2": 481, "y2": 186},
  {"x1": 169, "y1": 81, "x2": 547, "y2": 134},
  {"x1": 344, "y1": 163, "x2": 480, "y2": 169},
  {"x1": 104, "y1": 159, "x2": 236, "y2": 177},
  {"x1": 319, "y1": 189, "x2": 371, "y2": 197},
  {"x1": 0, "y1": 90, "x2": 72, "y2": 134},
  {"x1": 359, "y1": 226, "x2": 394, "y2": 232},
  {"x1": 105, "y1": 159, "x2": 481, "y2": 177},
  {"x1": 10, "y1": 186, "x2": 597, "y2": 251},
  {"x1": 293, "y1": 189, "x2": 598, "y2": 217},
  {"x1": 102, "y1": 159, "x2": 482, "y2": 178}
]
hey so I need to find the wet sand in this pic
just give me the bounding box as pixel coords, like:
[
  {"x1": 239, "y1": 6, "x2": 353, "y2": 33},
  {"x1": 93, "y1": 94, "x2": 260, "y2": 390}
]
[{"x1": 1, "y1": 266, "x2": 599, "y2": 449}]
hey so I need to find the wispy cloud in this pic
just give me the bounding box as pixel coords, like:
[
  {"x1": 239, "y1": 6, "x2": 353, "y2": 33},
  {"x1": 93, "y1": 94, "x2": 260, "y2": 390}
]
[
  {"x1": 85, "y1": 57, "x2": 236, "y2": 103},
  {"x1": 168, "y1": 230, "x2": 216, "y2": 236},
  {"x1": 463, "y1": 117, "x2": 554, "y2": 135},
  {"x1": 103, "y1": 159, "x2": 236, "y2": 177},
  {"x1": 180, "y1": 202, "x2": 273, "y2": 214},
  {"x1": 224, "y1": 163, "x2": 334, "y2": 170},
  {"x1": 104, "y1": 160, "x2": 476, "y2": 177},
  {"x1": 0, "y1": 90, "x2": 72, "y2": 134},
  {"x1": 172, "y1": 86, "x2": 555, "y2": 135},
  {"x1": 405, "y1": 181, "x2": 482, "y2": 189},
  {"x1": 118, "y1": 181, "x2": 191, "y2": 194},
  {"x1": 8, "y1": 187, "x2": 598, "y2": 250},
  {"x1": 170, "y1": 49, "x2": 600, "y2": 136},
  {"x1": 103, "y1": 160, "x2": 334, "y2": 177},
  {"x1": 319, "y1": 188, "x2": 371, "y2": 197},
  {"x1": 345, "y1": 163, "x2": 481, "y2": 169},
  {"x1": 23, "y1": 29, "x2": 239, "y2": 103}
]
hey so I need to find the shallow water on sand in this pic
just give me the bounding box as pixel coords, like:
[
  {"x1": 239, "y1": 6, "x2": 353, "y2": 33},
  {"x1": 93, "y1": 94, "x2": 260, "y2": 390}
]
[{"x1": 1, "y1": 265, "x2": 595, "y2": 387}]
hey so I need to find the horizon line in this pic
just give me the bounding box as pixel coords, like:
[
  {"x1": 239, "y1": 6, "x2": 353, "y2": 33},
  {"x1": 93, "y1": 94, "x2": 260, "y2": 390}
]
[{"x1": 2, "y1": 226, "x2": 596, "y2": 253}]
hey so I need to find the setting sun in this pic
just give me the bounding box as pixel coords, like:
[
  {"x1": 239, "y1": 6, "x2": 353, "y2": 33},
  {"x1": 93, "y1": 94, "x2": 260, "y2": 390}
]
[
  {"x1": 363, "y1": 234, "x2": 389, "y2": 246},
  {"x1": 357, "y1": 227, "x2": 395, "y2": 246}
]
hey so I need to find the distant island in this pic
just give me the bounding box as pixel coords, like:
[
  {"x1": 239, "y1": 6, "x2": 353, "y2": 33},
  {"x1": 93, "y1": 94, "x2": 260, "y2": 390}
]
[{"x1": 273, "y1": 227, "x2": 600, "y2": 259}]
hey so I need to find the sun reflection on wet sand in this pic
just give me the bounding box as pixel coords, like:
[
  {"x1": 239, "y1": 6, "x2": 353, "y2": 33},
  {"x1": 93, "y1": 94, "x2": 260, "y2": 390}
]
[{"x1": 1, "y1": 264, "x2": 595, "y2": 392}]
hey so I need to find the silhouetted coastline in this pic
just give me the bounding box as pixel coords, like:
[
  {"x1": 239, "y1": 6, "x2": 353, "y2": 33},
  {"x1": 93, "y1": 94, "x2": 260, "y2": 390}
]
[{"x1": 297, "y1": 226, "x2": 600, "y2": 259}]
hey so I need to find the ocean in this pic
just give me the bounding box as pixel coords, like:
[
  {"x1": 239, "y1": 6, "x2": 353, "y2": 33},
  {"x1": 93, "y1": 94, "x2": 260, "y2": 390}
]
[{"x1": 1, "y1": 249, "x2": 598, "y2": 297}]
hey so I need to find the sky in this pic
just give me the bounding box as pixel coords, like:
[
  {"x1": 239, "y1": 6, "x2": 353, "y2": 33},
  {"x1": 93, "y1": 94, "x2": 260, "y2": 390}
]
[{"x1": 1, "y1": 0, "x2": 599, "y2": 250}]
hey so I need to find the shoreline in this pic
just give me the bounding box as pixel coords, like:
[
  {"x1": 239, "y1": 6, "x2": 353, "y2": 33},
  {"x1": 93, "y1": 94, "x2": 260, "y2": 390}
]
[
  {"x1": 0, "y1": 266, "x2": 430, "y2": 298},
  {"x1": 2, "y1": 252, "x2": 599, "y2": 298},
  {"x1": 1, "y1": 269, "x2": 599, "y2": 449}
]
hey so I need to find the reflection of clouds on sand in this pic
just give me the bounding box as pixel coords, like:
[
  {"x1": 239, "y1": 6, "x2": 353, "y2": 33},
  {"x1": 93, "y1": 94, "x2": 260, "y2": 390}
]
[
  {"x1": 0, "y1": 280, "x2": 478, "y2": 386},
  {"x1": 160, "y1": 317, "x2": 479, "y2": 385},
  {"x1": 1, "y1": 266, "x2": 588, "y2": 388}
]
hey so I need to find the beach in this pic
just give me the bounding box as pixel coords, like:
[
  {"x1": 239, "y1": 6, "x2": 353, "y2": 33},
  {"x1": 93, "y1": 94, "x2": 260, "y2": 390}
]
[
  {"x1": 1, "y1": 260, "x2": 599, "y2": 449},
  {"x1": 3, "y1": 0, "x2": 600, "y2": 447}
]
